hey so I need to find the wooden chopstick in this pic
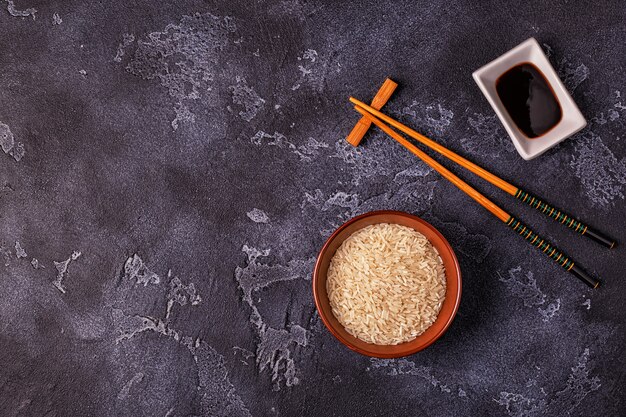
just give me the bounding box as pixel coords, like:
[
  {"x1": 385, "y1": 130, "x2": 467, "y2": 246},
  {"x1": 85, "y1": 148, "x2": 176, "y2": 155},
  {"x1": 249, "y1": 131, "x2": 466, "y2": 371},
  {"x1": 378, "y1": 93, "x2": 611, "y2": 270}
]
[
  {"x1": 350, "y1": 97, "x2": 616, "y2": 249},
  {"x1": 354, "y1": 106, "x2": 600, "y2": 288},
  {"x1": 346, "y1": 78, "x2": 397, "y2": 146}
]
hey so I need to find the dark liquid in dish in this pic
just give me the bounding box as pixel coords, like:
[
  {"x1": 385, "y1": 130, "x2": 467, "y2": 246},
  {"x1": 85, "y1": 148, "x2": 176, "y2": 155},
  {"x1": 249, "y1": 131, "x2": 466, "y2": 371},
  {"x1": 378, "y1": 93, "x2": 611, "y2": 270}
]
[{"x1": 496, "y1": 63, "x2": 562, "y2": 138}]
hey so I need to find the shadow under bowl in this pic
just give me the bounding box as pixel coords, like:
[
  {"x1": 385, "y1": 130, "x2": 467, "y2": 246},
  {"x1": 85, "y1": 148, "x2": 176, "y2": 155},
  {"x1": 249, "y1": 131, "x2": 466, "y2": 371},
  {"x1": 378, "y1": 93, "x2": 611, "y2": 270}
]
[{"x1": 312, "y1": 210, "x2": 462, "y2": 358}]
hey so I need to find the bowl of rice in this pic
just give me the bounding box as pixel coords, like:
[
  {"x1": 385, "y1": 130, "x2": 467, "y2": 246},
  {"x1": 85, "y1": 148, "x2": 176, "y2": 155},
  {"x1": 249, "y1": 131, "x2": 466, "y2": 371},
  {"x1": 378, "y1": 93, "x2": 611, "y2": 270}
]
[{"x1": 313, "y1": 210, "x2": 461, "y2": 358}]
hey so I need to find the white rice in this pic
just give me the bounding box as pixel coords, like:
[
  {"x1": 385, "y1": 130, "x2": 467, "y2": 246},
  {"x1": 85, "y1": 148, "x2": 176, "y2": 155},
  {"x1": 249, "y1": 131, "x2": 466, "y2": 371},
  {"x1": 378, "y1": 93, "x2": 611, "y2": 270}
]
[{"x1": 326, "y1": 223, "x2": 446, "y2": 345}]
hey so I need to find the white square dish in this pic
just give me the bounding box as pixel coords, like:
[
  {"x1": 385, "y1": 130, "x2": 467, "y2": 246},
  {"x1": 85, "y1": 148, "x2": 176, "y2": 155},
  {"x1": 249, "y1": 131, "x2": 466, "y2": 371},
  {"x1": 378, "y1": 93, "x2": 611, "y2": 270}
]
[{"x1": 472, "y1": 38, "x2": 587, "y2": 160}]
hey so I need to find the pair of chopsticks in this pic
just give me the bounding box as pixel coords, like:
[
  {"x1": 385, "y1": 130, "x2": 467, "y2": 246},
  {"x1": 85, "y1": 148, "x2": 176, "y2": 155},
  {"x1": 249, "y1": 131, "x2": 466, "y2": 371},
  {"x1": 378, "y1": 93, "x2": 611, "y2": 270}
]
[{"x1": 350, "y1": 97, "x2": 616, "y2": 288}]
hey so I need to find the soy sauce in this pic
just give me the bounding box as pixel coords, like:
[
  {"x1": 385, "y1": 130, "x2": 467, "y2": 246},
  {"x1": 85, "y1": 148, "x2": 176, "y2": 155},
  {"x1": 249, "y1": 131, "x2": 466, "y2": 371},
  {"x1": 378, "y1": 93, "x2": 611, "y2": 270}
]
[{"x1": 496, "y1": 63, "x2": 562, "y2": 138}]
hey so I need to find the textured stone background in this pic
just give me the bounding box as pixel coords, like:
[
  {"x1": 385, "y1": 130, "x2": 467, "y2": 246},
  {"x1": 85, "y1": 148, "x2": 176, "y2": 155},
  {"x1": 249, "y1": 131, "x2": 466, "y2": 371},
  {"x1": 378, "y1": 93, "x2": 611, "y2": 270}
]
[{"x1": 1, "y1": 1, "x2": 625, "y2": 416}]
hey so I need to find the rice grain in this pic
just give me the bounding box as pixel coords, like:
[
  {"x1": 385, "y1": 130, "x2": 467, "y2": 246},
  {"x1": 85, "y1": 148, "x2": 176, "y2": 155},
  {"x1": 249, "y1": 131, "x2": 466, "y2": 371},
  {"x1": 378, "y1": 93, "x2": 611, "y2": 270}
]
[{"x1": 327, "y1": 223, "x2": 446, "y2": 345}]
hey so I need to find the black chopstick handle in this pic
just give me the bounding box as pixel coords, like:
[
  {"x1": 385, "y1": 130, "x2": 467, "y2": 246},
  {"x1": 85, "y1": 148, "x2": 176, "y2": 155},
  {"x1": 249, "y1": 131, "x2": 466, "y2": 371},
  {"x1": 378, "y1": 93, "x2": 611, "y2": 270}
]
[
  {"x1": 569, "y1": 265, "x2": 600, "y2": 289},
  {"x1": 583, "y1": 228, "x2": 616, "y2": 249},
  {"x1": 515, "y1": 188, "x2": 616, "y2": 249},
  {"x1": 507, "y1": 216, "x2": 600, "y2": 288}
]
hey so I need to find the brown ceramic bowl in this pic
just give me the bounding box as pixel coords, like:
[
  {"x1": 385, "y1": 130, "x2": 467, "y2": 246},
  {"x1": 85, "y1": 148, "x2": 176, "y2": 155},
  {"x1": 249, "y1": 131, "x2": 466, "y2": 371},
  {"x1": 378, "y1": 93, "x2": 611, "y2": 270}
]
[{"x1": 313, "y1": 210, "x2": 461, "y2": 358}]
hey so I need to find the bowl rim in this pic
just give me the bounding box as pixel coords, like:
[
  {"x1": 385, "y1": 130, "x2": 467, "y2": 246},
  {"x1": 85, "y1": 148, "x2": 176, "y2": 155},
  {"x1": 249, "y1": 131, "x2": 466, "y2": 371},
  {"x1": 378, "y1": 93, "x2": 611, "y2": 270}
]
[{"x1": 312, "y1": 210, "x2": 462, "y2": 358}]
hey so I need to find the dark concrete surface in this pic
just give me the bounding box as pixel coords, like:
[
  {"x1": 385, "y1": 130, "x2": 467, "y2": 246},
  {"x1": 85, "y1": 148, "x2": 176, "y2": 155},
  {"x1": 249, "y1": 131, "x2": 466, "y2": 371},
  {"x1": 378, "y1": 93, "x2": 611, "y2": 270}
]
[{"x1": 1, "y1": 1, "x2": 625, "y2": 416}]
